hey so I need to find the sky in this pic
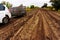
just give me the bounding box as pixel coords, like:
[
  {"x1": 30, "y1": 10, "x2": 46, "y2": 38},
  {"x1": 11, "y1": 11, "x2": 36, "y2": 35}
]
[{"x1": 0, "y1": 0, "x2": 51, "y2": 7}]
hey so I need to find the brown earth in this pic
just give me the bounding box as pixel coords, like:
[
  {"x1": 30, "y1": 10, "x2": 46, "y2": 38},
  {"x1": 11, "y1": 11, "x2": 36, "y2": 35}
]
[{"x1": 0, "y1": 8, "x2": 60, "y2": 40}]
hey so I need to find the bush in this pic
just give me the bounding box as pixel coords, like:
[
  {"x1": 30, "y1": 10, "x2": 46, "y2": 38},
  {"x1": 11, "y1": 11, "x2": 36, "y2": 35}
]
[
  {"x1": 30, "y1": 5, "x2": 34, "y2": 9},
  {"x1": 50, "y1": 0, "x2": 60, "y2": 11},
  {"x1": 41, "y1": 3, "x2": 47, "y2": 8}
]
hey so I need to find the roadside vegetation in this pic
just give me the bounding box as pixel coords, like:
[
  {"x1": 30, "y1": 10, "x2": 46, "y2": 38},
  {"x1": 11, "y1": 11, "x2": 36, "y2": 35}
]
[
  {"x1": 26, "y1": 5, "x2": 39, "y2": 12},
  {"x1": 1, "y1": 0, "x2": 60, "y2": 12},
  {"x1": 50, "y1": 0, "x2": 60, "y2": 11},
  {"x1": 26, "y1": 7, "x2": 32, "y2": 12},
  {"x1": 41, "y1": 0, "x2": 60, "y2": 11},
  {"x1": 1, "y1": 1, "x2": 12, "y2": 8}
]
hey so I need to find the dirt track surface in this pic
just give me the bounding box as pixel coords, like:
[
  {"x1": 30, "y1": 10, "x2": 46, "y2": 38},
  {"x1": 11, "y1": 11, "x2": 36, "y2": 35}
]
[{"x1": 0, "y1": 8, "x2": 60, "y2": 40}]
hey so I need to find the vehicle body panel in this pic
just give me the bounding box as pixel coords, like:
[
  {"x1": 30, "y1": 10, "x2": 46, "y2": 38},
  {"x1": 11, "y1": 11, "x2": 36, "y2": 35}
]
[
  {"x1": 0, "y1": 4, "x2": 11, "y2": 23},
  {"x1": 9, "y1": 5, "x2": 26, "y2": 17}
]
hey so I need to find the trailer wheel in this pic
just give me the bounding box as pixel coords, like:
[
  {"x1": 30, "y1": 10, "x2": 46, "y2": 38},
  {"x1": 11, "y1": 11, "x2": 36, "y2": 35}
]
[{"x1": 23, "y1": 12, "x2": 26, "y2": 16}]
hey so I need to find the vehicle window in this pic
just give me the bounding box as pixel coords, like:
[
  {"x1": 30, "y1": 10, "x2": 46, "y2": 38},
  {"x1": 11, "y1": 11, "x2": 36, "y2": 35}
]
[{"x1": 0, "y1": 5, "x2": 5, "y2": 11}]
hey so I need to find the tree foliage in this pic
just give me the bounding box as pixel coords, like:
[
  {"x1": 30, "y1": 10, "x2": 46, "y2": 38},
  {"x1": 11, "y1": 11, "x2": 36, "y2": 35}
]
[
  {"x1": 41, "y1": 3, "x2": 47, "y2": 8},
  {"x1": 30, "y1": 5, "x2": 34, "y2": 9},
  {"x1": 1, "y1": 1, "x2": 12, "y2": 8},
  {"x1": 50, "y1": 0, "x2": 60, "y2": 11}
]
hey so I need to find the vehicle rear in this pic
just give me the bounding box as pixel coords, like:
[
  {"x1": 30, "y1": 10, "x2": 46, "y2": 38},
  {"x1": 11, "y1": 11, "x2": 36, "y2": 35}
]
[
  {"x1": 0, "y1": 4, "x2": 11, "y2": 24},
  {"x1": 9, "y1": 5, "x2": 26, "y2": 17}
]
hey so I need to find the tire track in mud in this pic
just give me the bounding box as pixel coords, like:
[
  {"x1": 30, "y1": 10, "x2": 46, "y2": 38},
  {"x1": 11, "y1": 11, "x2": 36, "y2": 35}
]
[
  {"x1": 11, "y1": 9, "x2": 60, "y2": 40},
  {"x1": 47, "y1": 11, "x2": 60, "y2": 25},
  {"x1": 10, "y1": 9, "x2": 60, "y2": 40},
  {"x1": 50, "y1": 11, "x2": 60, "y2": 17},
  {"x1": 44, "y1": 9, "x2": 60, "y2": 24},
  {"x1": 40, "y1": 9, "x2": 60, "y2": 40},
  {"x1": 0, "y1": 8, "x2": 60, "y2": 40},
  {"x1": 31, "y1": 11, "x2": 45, "y2": 40},
  {"x1": 41, "y1": 9, "x2": 60, "y2": 20},
  {"x1": 46, "y1": 11, "x2": 60, "y2": 39},
  {"x1": 0, "y1": 9, "x2": 39, "y2": 40},
  {"x1": 45, "y1": 11, "x2": 60, "y2": 40},
  {"x1": 10, "y1": 9, "x2": 40, "y2": 40}
]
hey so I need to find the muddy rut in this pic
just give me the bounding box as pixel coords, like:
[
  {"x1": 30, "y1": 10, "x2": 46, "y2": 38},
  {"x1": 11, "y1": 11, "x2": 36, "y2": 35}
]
[{"x1": 0, "y1": 9, "x2": 60, "y2": 40}]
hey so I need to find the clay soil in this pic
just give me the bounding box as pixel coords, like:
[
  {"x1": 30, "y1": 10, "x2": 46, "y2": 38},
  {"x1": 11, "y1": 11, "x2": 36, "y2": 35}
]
[{"x1": 0, "y1": 8, "x2": 60, "y2": 40}]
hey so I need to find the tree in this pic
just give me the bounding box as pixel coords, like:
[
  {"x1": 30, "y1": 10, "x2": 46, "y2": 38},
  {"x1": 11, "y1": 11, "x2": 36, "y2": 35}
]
[
  {"x1": 50, "y1": 0, "x2": 60, "y2": 11},
  {"x1": 41, "y1": 3, "x2": 47, "y2": 8},
  {"x1": 1, "y1": 1, "x2": 5, "y2": 4},
  {"x1": 6, "y1": 2, "x2": 12, "y2": 8},
  {"x1": 1, "y1": 1, "x2": 12, "y2": 8},
  {"x1": 30, "y1": 5, "x2": 34, "y2": 9}
]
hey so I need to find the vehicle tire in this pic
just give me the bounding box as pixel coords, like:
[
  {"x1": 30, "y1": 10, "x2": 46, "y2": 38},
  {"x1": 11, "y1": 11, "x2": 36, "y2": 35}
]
[
  {"x1": 23, "y1": 12, "x2": 26, "y2": 16},
  {"x1": 2, "y1": 17, "x2": 9, "y2": 24}
]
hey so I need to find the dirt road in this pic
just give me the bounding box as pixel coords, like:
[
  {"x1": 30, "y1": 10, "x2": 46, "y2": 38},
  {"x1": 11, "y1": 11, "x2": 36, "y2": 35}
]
[{"x1": 0, "y1": 8, "x2": 60, "y2": 40}]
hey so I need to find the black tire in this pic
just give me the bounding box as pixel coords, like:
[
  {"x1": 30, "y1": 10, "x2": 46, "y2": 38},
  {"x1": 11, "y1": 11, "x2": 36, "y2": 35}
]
[
  {"x1": 2, "y1": 17, "x2": 9, "y2": 24},
  {"x1": 23, "y1": 13, "x2": 26, "y2": 16},
  {"x1": 22, "y1": 12, "x2": 26, "y2": 16}
]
